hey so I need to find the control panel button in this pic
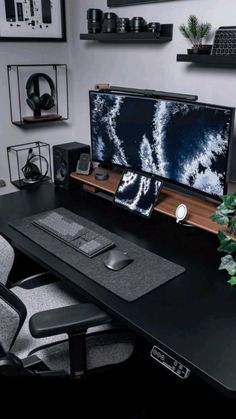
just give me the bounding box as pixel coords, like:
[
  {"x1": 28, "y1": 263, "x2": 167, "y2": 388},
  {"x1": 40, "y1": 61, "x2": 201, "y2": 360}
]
[{"x1": 150, "y1": 346, "x2": 190, "y2": 379}]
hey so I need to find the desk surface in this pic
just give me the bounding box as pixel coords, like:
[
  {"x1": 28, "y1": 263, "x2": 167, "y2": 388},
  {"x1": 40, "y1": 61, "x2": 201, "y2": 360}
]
[{"x1": 1, "y1": 183, "x2": 236, "y2": 396}]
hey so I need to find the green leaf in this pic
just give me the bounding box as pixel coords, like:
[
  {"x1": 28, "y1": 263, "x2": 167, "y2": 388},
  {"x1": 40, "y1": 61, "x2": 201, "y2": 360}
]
[
  {"x1": 179, "y1": 25, "x2": 191, "y2": 40},
  {"x1": 221, "y1": 194, "x2": 236, "y2": 209},
  {"x1": 210, "y1": 211, "x2": 229, "y2": 225},
  {"x1": 187, "y1": 15, "x2": 198, "y2": 39},
  {"x1": 219, "y1": 255, "x2": 236, "y2": 275},
  {"x1": 229, "y1": 217, "x2": 236, "y2": 228},
  {"x1": 215, "y1": 205, "x2": 234, "y2": 215},
  {"x1": 218, "y1": 231, "x2": 229, "y2": 244},
  {"x1": 228, "y1": 218, "x2": 236, "y2": 238},
  {"x1": 216, "y1": 203, "x2": 226, "y2": 211},
  {"x1": 198, "y1": 22, "x2": 211, "y2": 39},
  {"x1": 218, "y1": 240, "x2": 236, "y2": 254},
  {"x1": 227, "y1": 276, "x2": 236, "y2": 286}
]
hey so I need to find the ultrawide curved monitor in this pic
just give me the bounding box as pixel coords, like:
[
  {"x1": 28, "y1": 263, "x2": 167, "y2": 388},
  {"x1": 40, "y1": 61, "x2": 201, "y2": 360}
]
[{"x1": 89, "y1": 90, "x2": 235, "y2": 200}]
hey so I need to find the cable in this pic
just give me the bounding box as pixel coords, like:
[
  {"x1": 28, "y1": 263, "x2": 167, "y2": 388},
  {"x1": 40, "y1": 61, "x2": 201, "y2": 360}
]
[{"x1": 22, "y1": 149, "x2": 49, "y2": 183}]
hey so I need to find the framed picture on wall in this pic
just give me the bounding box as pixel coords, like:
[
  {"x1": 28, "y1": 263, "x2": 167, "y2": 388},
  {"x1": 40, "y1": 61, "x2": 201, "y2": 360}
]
[
  {"x1": 0, "y1": 0, "x2": 66, "y2": 41},
  {"x1": 108, "y1": 0, "x2": 173, "y2": 5}
]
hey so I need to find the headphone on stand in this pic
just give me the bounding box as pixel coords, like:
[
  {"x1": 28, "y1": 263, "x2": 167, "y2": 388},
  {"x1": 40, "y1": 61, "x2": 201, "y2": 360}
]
[{"x1": 26, "y1": 73, "x2": 55, "y2": 112}]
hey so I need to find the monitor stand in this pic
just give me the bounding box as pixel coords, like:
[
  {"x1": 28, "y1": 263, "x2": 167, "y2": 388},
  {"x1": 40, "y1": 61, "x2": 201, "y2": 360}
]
[{"x1": 98, "y1": 162, "x2": 123, "y2": 174}]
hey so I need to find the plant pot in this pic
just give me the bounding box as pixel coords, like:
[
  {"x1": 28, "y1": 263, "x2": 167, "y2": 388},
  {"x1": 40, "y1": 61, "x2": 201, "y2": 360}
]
[
  {"x1": 197, "y1": 44, "x2": 212, "y2": 54},
  {"x1": 187, "y1": 45, "x2": 212, "y2": 55},
  {"x1": 187, "y1": 48, "x2": 199, "y2": 54}
]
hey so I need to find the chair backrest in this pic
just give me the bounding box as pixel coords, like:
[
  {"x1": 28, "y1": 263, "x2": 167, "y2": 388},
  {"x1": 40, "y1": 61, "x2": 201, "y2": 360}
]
[
  {"x1": 0, "y1": 235, "x2": 15, "y2": 285},
  {"x1": 0, "y1": 283, "x2": 26, "y2": 353}
]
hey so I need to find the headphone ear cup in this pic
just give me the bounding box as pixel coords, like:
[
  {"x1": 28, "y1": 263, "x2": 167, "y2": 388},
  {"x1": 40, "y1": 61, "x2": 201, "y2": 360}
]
[
  {"x1": 40, "y1": 93, "x2": 55, "y2": 110},
  {"x1": 26, "y1": 93, "x2": 40, "y2": 112}
]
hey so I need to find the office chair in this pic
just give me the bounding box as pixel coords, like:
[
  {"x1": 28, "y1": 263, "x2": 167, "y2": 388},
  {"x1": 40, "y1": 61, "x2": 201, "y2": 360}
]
[{"x1": 0, "y1": 235, "x2": 135, "y2": 377}]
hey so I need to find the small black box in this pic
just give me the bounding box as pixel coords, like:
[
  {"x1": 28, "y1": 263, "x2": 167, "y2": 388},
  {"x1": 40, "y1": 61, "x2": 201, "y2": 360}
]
[{"x1": 53, "y1": 141, "x2": 90, "y2": 190}]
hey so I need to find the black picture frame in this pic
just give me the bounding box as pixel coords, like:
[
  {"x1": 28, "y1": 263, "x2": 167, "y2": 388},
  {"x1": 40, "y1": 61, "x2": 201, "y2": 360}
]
[
  {"x1": 108, "y1": 0, "x2": 174, "y2": 6},
  {"x1": 0, "y1": 0, "x2": 66, "y2": 42}
]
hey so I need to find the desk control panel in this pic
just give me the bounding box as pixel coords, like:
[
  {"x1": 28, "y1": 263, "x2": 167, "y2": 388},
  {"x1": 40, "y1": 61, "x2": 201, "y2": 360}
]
[{"x1": 150, "y1": 346, "x2": 190, "y2": 379}]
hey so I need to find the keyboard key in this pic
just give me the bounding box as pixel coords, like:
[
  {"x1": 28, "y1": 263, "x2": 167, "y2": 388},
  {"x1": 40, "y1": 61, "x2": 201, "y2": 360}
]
[
  {"x1": 71, "y1": 237, "x2": 87, "y2": 248},
  {"x1": 81, "y1": 231, "x2": 98, "y2": 241},
  {"x1": 79, "y1": 240, "x2": 102, "y2": 255},
  {"x1": 96, "y1": 235, "x2": 113, "y2": 246},
  {"x1": 212, "y1": 27, "x2": 236, "y2": 55}
]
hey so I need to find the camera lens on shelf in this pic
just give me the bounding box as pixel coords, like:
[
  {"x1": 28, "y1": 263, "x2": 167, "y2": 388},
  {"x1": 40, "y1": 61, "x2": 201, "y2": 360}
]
[
  {"x1": 87, "y1": 8, "x2": 103, "y2": 34},
  {"x1": 102, "y1": 12, "x2": 118, "y2": 33},
  {"x1": 130, "y1": 17, "x2": 147, "y2": 33},
  {"x1": 116, "y1": 18, "x2": 130, "y2": 33},
  {"x1": 147, "y1": 22, "x2": 161, "y2": 35}
]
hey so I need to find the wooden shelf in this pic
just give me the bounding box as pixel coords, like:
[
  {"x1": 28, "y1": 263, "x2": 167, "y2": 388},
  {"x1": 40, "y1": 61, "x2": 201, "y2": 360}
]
[
  {"x1": 80, "y1": 25, "x2": 173, "y2": 43},
  {"x1": 71, "y1": 169, "x2": 223, "y2": 235},
  {"x1": 177, "y1": 54, "x2": 236, "y2": 66}
]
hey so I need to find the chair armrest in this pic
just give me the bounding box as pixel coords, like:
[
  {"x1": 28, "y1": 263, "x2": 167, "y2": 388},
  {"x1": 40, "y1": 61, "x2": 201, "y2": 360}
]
[{"x1": 29, "y1": 303, "x2": 112, "y2": 339}]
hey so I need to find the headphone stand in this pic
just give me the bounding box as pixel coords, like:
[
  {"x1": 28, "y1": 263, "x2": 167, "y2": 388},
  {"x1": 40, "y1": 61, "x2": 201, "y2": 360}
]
[{"x1": 32, "y1": 77, "x2": 41, "y2": 118}]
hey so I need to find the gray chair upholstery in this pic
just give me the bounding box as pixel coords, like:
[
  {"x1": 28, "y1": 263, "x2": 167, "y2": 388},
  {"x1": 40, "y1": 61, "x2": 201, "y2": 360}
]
[
  {"x1": 0, "y1": 235, "x2": 135, "y2": 376},
  {"x1": 0, "y1": 235, "x2": 14, "y2": 286}
]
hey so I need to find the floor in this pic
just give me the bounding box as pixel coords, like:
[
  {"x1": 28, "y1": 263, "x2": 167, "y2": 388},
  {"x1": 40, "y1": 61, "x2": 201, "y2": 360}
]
[
  {"x1": 2, "y1": 346, "x2": 225, "y2": 416},
  {"x1": 72, "y1": 342, "x2": 226, "y2": 417}
]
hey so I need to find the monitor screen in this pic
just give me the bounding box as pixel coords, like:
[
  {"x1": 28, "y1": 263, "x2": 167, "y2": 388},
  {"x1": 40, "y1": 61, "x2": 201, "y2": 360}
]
[
  {"x1": 90, "y1": 91, "x2": 234, "y2": 200},
  {"x1": 113, "y1": 169, "x2": 163, "y2": 217}
]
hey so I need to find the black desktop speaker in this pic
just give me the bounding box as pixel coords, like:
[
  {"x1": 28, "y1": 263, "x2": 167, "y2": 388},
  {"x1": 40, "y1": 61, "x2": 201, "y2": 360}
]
[{"x1": 53, "y1": 142, "x2": 90, "y2": 190}]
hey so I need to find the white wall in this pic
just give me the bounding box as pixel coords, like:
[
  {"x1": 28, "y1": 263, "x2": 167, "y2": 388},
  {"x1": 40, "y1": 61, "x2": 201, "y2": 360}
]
[{"x1": 70, "y1": 0, "x2": 236, "y2": 180}]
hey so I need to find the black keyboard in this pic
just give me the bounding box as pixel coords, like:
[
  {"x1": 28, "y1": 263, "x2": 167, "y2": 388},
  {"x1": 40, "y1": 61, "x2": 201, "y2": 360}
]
[
  {"x1": 212, "y1": 26, "x2": 236, "y2": 55},
  {"x1": 32, "y1": 211, "x2": 114, "y2": 258}
]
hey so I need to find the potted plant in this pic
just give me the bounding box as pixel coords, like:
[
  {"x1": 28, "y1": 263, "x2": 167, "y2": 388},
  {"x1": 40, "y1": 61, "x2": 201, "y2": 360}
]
[
  {"x1": 179, "y1": 15, "x2": 212, "y2": 54},
  {"x1": 211, "y1": 192, "x2": 236, "y2": 286}
]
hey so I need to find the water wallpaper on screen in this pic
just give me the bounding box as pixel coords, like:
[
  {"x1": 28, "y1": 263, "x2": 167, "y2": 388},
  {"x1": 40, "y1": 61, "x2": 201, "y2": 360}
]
[
  {"x1": 114, "y1": 170, "x2": 162, "y2": 217},
  {"x1": 90, "y1": 92, "x2": 233, "y2": 198}
]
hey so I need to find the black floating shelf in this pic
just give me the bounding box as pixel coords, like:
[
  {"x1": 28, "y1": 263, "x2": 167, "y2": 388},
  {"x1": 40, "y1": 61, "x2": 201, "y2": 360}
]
[
  {"x1": 108, "y1": 0, "x2": 163, "y2": 6},
  {"x1": 80, "y1": 25, "x2": 173, "y2": 43},
  {"x1": 13, "y1": 117, "x2": 68, "y2": 128},
  {"x1": 11, "y1": 177, "x2": 51, "y2": 190},
  {"x1": 177, "y1": 54, "x2": 236, "y2": 66}
]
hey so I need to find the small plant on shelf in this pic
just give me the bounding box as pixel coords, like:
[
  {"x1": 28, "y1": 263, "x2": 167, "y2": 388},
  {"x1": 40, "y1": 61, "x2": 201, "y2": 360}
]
[
  {"x1": 211, "y1": 192, "x2": 236, "y2": 286},
  {"x1": 179, "y1": 15, "x2": 212, "y2": 54}
]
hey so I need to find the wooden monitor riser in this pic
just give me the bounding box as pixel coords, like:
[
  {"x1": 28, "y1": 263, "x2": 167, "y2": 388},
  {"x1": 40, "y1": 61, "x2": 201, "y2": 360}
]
[{"x1": 71, "y1": 170, "x2": 224, "y2": 235}]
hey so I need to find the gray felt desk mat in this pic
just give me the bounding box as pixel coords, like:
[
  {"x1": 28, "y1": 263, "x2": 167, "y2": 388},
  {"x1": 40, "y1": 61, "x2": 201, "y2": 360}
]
[{"x1": 9, "y1": 207, "x2": 185, "y2": 302}]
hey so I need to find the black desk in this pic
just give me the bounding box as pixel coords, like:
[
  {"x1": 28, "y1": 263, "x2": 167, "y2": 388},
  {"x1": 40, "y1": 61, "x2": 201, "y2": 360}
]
[{"x1": 1, "y1": 183, "x2": 236, "y2": 396}]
